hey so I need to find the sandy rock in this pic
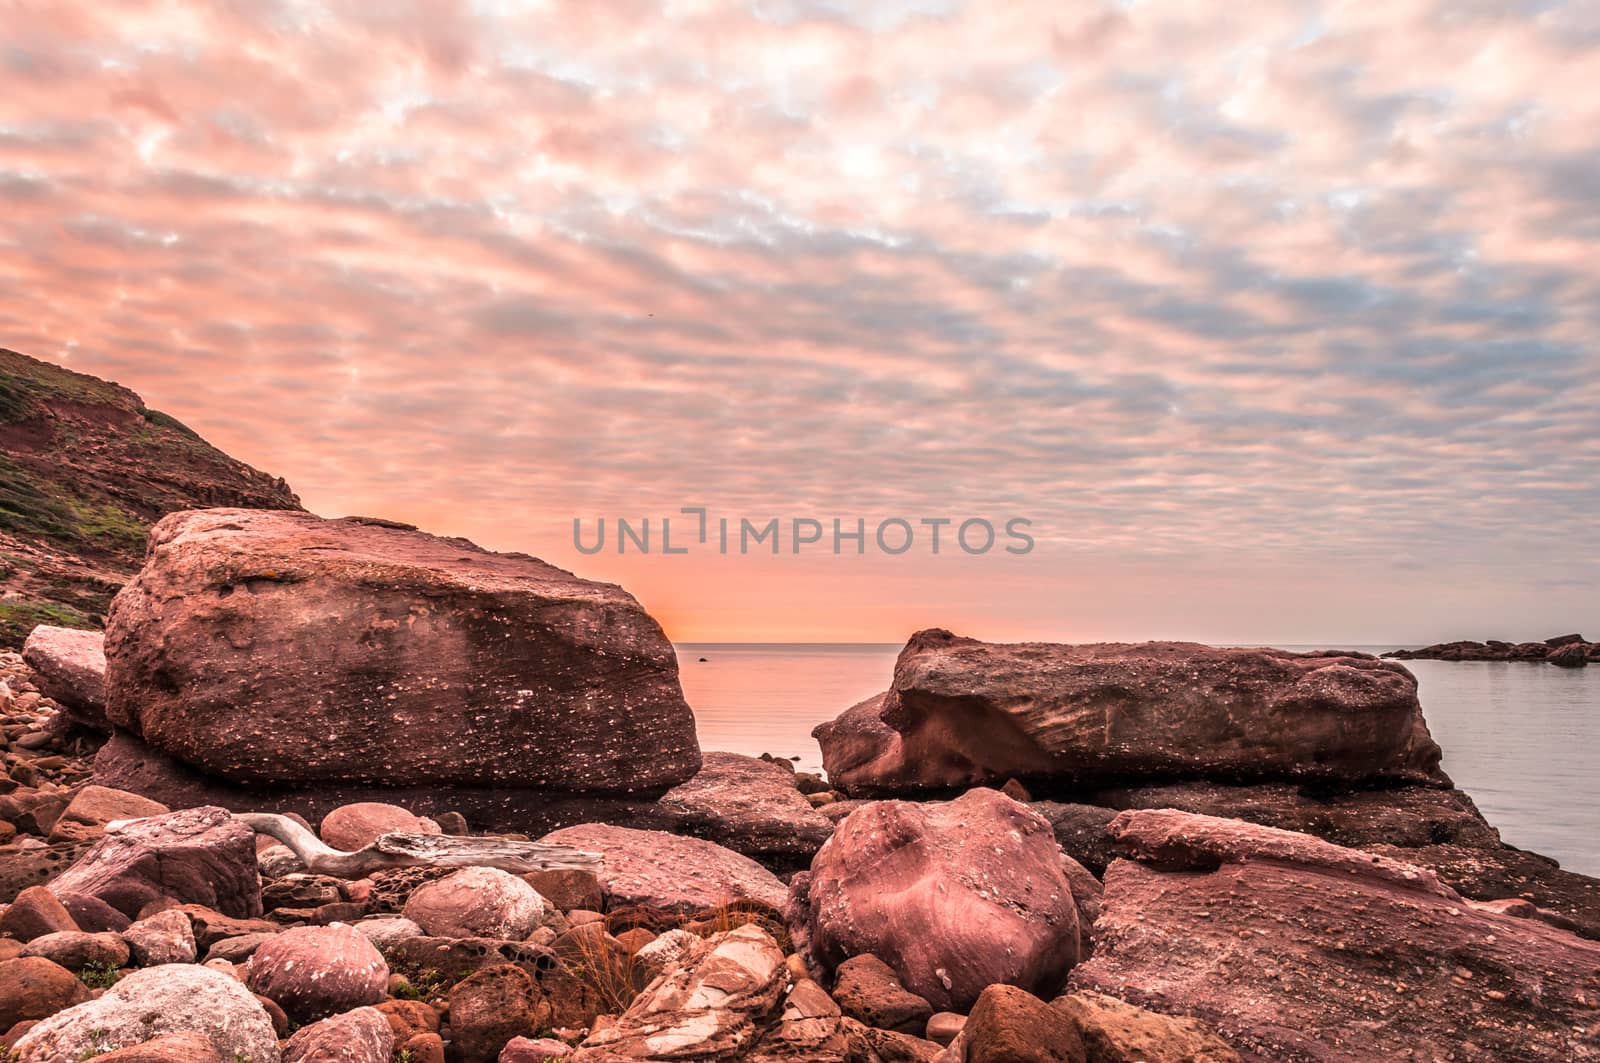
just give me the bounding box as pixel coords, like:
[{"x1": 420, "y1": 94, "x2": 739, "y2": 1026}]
[
  {"x1": 632, "y1": 927, "x2": 698, "y2": 981},
  {"x1": 352, "y1": 915, "x2": 423, "y2": 950},
  {"x1": 839, "y1": 1018, "x2": 945, "y2": 1062},
  {"x1": 244, "y1": 923, "x2": 388, "y2": 1023},
  {"x1": 401, "y1": 866, "x2": 546, "y2": 940},
  {"x1": 318, "y1": 802, "x2": 440, "y2": 851},
  {"x1": 571, "y1": 924, "x2": 788, "y2": 1061},
  {"x1": 282, "y1": 1006, "x2": 394, "y2": 1063},
  {"x1": 790, "y1": 789, "x2": 1083, "y2": 1011},
  {"x1": 401, "y1": 1033, "x2": 446, "y2": 1063},
  {"x1": 0, "y1": 885, "x2": 78, "y2": 940},
  {"x1": 91, "y1": 1033, "x2": 225, "y2": 1063},
  {"x1": 12, "y1": 963, "x2": 280, "y2": 1063},
  {"x1": 924, "y1": 1013, "x2": 965, "y2": 1047},
  {"x1": 521, "y1": 868, "x2": 602, "y2": 912},
  {"x1": 47, "y1": 806, "x2": 261, "y2": 919},
  {"x1": 104, "y1": 509, "x2": 700, "y2": 793},
  {"x1": 448, "y1": 964, "x2": 551, "y2": 1063},
  {"x1": 832, "y1": 954, "x2": 934, "y2": 1034},
  {"x1": 22, "y1": 627, "x2": 107, "y2": 732},
  {"x1": 500, "y1": 1037, "x2": 576, "y2": 1061},
  {"x1": 122, "y1": 908, "x2": 197, "y2": 965},
  {"x1": 1070, "y1": 809, "x2": 1600, "y2": 1062},
  {"x1": 1053, "y1": 991, "x2": 1241, "y2": 1063},
  {"x1": 816, "y1": 630, "x2": 1444, "y2": 795},
  {"x1": 542, "y1": 822, "x2": 788, "y2": 913},
  {"x1": 47, "y1": 785, "x2": 169, "y2": 845},
  {"x1": 373, "y1": 998, "x2": 439, "y2": 1042},
  {"x1": 960, "y1": 985, "x2": 1085, "y2": 1063},
  {"x1": 654, "y1": 751, "x2": 834, "y2": 864},
  {"x1": 746, "y1": 977, "x2": 849, "y2": 1062},
  {"x1": 0, "y1": 956, "x2": 92, "y2": 1033},
  {"x1": 20, "y1": 930, "x2": 129, "y2": 970}
]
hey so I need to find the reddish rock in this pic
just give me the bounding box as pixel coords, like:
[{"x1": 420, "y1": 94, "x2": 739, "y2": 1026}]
[
  {"x1": 746, "y1": 977, "x2": 849, "y2": 1061},
  {"x1": 318, "y1": 802, "x2": 440, "y2": 851},
  {"x1": 1070, "y1": 809, "x2": 1600, "y2": 1062},
  {"x1": 374, "y1": 998, "x2": 439, "y2": 1042},
  {"x1": 790, "y1": 789, "x2": 1083, "y2": 1011},
  {"x1": 22, "y1": 626, "x2": 107, "y2": 732},
  {"x1": 543, "y1": 822, "x2": 788, "y2": 913},
  {"x1": 500, "y1": 1037, "x2": 575, "y2": 1062},
  {"x1": 177, "y1": 904, "x2": 282, "y2": 950},
  {"x1": 92, "y1": 1032, "x2": 225, "y2": 1063},
  {"x1": 122, "y1": 908, "x2": 197, "y2": 965},
  {"x1": 402, "y1": 866, "x2": 546, "y2": 940},
  {"x1": 282, "y1": 1006, "x2": 394, "y2": 1063},
  {"x1": 47, "y1": 806, "x2": 261, "y2": 919},
  {"x1": 104, "y1": 508, "x2": 700, "y2": 793},
  {"x1": 1054, "y1": 991, "x2": 1241, "y2": 1063},
  {"x1": 20, "y1": 930, "x2": 129, "y2": 970},
  {"x1": 448, "y1": 964, "x2": 551, "y2": 1063},
  {"x1": 402, "y1": 1033, "x2": 446, "y2": 1063},
  {"x1": 0, "y1": 957, "x2": 91, "y2": 1033},
  {"x1": 0, "y1": 885, "x2": 78, "y2": 941},
  {"x1": 816, "y1": 630, "x2": 1444, "y2": 794},
  {"x1": 244, "y1": 923, "x2": 388, "y2": 1022},
  {"x1": 571, "y1": 925, "x2": 787, "y2": 1061},
  {"x1": 54, "y1": 892, "x2": 131, "y2": 933},
  {"x1": 831, "y1": 953, "x2": 933, "y2": 1034},
  {"x1": 47, "y1": 785, "x2": 169, "y2": 845},
  {"x1": 654, "y1": 752, "x2": 834, "y2": 864},
  {"x1": 963, "y1": 984, "x2": 1085, "y2": 1063},
  {"x1": 1549, "y1": 642, "x2": 1590, "y2": 667},
  {"x1": 520, "y1": 868, "x2": 602, "y2": 913}
]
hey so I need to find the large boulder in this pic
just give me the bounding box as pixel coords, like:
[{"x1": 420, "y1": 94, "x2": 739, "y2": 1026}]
[
  {"x1": 244, "y1": 924, "x2": 389, "y2": 1023},
  {"x1": 789, "y1": 788, "x2": 1083, "y2": 1012},
  {"x1": 13, "y1": 964, "x2": 280, "y2": 1063},
  {"x1": 1070, "y1": 809, "x2": 1600, "y2": 1062},
  {"x1": 653, "y1": 752, "x2": 834, "y2": 867},
  {"x1": 46, "y1": 805, "x2": 261, "y2": 919},
  {"x1": 22, "y1": 626, "x2": 108, "y2": 731},
  {"x1": 571, "y1": 924, "x2": 788, "y2": 1061},
  {"x1": 816, "y1": 630, "x2": 1445, "y2": 795},
  {"x1": 542, "y1": 822, "x2": 789, "y2": 912},
  {"x1": 103, "y1": 509, "x2": 700, "y2": 793}
]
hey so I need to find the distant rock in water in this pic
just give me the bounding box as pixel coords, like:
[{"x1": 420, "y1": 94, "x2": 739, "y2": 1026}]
[
  {"x1": 814, "y1": 629, "x2": 1446, "y2": 796},
  {"x1": 0, "y1": 347, "x2": 300, "y2": 647},
  {"x1": 1384, "y1": 634, "x2": 1596, "y2": 666},
  {"x1": 104, "y1": 508, "x2": 701, "y2": 794}
]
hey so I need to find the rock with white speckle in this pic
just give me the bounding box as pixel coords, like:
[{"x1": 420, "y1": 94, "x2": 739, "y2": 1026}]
[{"x1": 244, "y1": 923, "x2": 389, "y2": 1023}]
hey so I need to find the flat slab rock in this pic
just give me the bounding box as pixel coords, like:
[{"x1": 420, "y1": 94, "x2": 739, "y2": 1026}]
[
  {"x1": 104, "y1": 508, "x2": 700, "y2": 793},
  {"x1": 542, "y1": 822, "x2": 789, "y2": 913},
  {"x1": 22, "y1": 625, "x2": 108, "y2": 730},
  {"x1": 815, "y1": 629, "x2": 1445, "y2": 794},
  {"x1": 1070, "y1": 809, "x2": 1600, "y2": 1062},
  {"x1": 652, "y1": 751, "x2": 834, "y2": 861}
]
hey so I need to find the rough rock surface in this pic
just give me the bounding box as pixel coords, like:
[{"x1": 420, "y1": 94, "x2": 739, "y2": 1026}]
[
  {"x1": 653, "y1": 752, "x2": 834, "y2": 865},
  {"x1": 20, "y1": 930, "x2": 130, "y2": 970},
  {"x1": 1054, "y1": 990, "x2": 1243, "y2": 1063},
  {"x1": 318, "y1": 801, "x2": 440, "y2": 852},
  {"x1": 90, "y1": 1033, "x2": 226, "y2": 1063},
  {"x1": 0, "y1": 956, "x2": 92, "y2": 1032},
  {"x1": 1069, "y1": 809, "x2": 1600, "y2": 1062},
  {"x1": 831, "y1": 953, "x2": 934, "y2": 1034},
  {"x1": 790, "y1": 788, "x2": 1083, "y2": 1011},
  {"x1": 104, "y1": 508, "x2": 700, "y2": 793},
  {"x1": 448, "y1": 964, "x2": 550, "y2": 1063},
  {"x1": 12, "y1": 963, "x2": 280, "y2": 1063},
  {"x1": 816, "y1": 630, "x2": 1445, "y2": 794},
  {"x1": 244, "y1": 923, "x2": 389, "y2": 1022},
  {"x1": 402, "y1": 866, "x2": 546, "y2": 940},
  {"x1": 0, "y1": 885, "x2": 78, "y2": 940},
  {"x1": 961, "y1": 984, "x2": 1085, "y2": 1063},
  {"x1": 122, "y1": 907, "x2": 198, "y2": 965},
  {"x1": 22, "y1": 626, "x2": 107, "y2": 730},
  {"x1": 46, "y1": 805, "x2": 261, "y2": 919},
  {"x1": 571, "y1": 924, "x2": 788, "y2": 1061},
  {"x1": 282, "y1": 1006, "x2": 394, "y2": 1063},
  {"x1": 47, "y1": 784, "x2": 169, "y2": 845},
  {"x1": 543, "y1": 822, "x2": 788, "y2": 912}
]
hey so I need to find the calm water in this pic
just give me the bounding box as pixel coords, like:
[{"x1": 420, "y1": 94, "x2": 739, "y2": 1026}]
[{"x1": 675, "y1": 643, "x2": 1600, "y2": 876}]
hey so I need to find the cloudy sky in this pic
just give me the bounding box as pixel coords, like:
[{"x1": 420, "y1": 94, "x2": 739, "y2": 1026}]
[{"x1": 4, "y1": 1, "x2": 1597, "y2": 643}]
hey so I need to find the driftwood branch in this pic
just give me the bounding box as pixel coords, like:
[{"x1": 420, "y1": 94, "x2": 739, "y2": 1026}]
[{"x1": 236, "y1": 812, "x2": 604, "y2": 878}]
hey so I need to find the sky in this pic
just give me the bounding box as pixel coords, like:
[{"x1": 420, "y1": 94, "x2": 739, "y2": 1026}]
[{"x1": 3, "y1": 0, "x2": 1598, "y2": 645}]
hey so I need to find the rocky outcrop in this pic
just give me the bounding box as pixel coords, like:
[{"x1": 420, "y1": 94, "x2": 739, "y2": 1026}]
[
  {"x1": 1070, "y1": 809, "x2": 1600, "y2": 1062},
  {"x1": 12, "y1": 963, "x2": 281, "y2": 1063},
  {"x1": 816, "y1": 630, "x2": 1445, "y2": 795},
  {"x1": 46, "y1": 805, "x2": 261, "y2": 919},
  {"x1": 570, "y1": 924, "x2": 788, "y2": 1061},
  {"x1": 104, "y1": 508, "x2": 700, "y2": 793},
  {"x1": 21, "y1": 627, "x2": 107, "y2": 731},
  {"x1": 244, "y1": 923, "x2": 389, "y2": 1022},
  {"x1": 1384, "y1": 634, "x2": 1597, "y2": 665},
  {"x1": 402, "y1": 866, "x2": 547, "y2": 940},
  {"x1": 543, "y1": 822, "x2": 789, "y2": 912},
  {"x1": 789, "y1": 788, "x2": 1085, "y2": 1012},
  {"x1": 652, "y1": 752, "x2": 834, "y2": 868}
]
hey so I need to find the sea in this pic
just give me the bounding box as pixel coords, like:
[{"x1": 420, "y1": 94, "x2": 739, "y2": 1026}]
[{"x1": 674, "y1": 643, "x2": 1600, "y2": 877}]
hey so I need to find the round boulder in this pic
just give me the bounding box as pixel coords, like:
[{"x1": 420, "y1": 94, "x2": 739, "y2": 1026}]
[
  {"x1": 12, "y1": 963, "x2": 280, "y2": 1063},
  {"x1": 282, "y1": 1006, "x2": 394, "y2": 1063},
  {"x1": 245, "y1": 923, "x2": 389, "y2": 1023},
  {"x1": 789, "y1": 788, "x2": 1082, "y2": 1011},
  {"x1": 402, "y1": 866, "x2": 546, "y2": 940},
  {"x1": 319, "y1": 802, "x2": 440, "y2": 852},
  {"x1": 0, "y1": 956, "x2": 92, "y2": 1033}
]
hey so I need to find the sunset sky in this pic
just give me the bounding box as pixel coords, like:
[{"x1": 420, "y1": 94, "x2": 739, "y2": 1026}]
[{"x1": 4, "y1": 1, "x2": 1597, "y2": 644}]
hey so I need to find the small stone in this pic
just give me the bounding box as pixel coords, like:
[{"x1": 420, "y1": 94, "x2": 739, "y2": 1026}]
[{"x1": 926, "y1": 1011, "x2": 966, "y2": 1046}]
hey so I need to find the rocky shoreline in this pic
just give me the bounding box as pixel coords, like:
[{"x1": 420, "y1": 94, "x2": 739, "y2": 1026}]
[
  {"x1": 1383, "y1": 632, "x2": 1597, "y2": 666},
  {"x1": 2, "y1": 508, "x2": 1598, "y2": 1062}
]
